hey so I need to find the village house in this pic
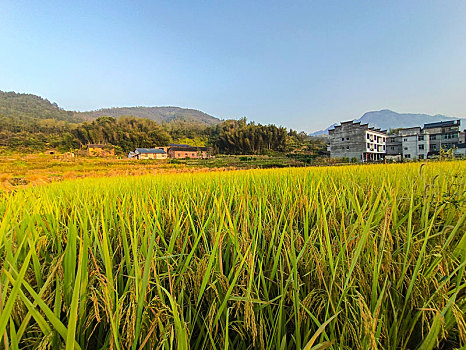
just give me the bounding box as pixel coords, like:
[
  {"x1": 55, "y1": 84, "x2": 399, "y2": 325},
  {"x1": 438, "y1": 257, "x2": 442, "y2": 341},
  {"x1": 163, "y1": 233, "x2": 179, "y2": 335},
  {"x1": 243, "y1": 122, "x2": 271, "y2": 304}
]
[
  {"x1": 329, "y1": 121, "x2": 387, "y2": 162},
  {"x1": 167, "y1": 144, "x2": 209, "y2": 159},
  {"x1": 130, "y1": 148, "x2": 168, "y2": 160},
  {"x1": 128, "y1": 144, "x2": 210, "y2": 160},
  {"x1": 87, "y1": 144, "x2": 115, "y2": 157}
]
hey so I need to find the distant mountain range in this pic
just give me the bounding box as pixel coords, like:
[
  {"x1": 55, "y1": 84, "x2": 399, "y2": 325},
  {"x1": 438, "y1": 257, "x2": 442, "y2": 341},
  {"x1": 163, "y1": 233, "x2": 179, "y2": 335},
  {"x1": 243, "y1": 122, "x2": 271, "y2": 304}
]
[
  {"x1": 0, "y1": 90, "x2": 221, "y2": 126},
  {"x1": 310, "y1": 109, "x2": 465, "y2": 136}
]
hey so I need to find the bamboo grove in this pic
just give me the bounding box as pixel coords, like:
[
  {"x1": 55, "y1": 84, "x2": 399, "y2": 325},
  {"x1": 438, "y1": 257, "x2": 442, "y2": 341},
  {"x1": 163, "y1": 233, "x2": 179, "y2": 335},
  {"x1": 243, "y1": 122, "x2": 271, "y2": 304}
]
[{"x1": 0, "y1": 161, "x2": 465, "y2": 349}]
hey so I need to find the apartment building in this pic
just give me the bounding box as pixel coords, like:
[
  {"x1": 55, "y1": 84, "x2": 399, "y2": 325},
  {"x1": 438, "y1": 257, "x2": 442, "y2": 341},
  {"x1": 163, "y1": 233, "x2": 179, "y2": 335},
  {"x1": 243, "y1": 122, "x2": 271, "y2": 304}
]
[
  {"x1": 386, "y1": 135, "x2": 402, "y2": 161},
  {"x1": 423, "y1": 120, "x2": 461, "y2": 156},
  {"x1": 398, "y1": 127, "x2": 430, "y2": 160},
  {"x1": 329, "y1": 121, "x2": 387, "y2": 161},
  {"x1": 386, "y1": 120, "x2": 462, "y2": 160}
]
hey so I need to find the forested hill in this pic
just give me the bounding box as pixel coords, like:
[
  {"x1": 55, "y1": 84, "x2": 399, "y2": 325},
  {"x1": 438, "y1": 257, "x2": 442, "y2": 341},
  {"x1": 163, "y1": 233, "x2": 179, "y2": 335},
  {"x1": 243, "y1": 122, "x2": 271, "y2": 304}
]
[
  {"x1": 0, "y1": 90, "x2": 326, "y2": 156},
  {"x1": 0, "y1": 91, "x2": 82, "y2": 123},
  {"x1": 0, "y1": 90, "x2": 221, "y2": 125},
  {"x1": 77, "y1": 106, "x2": 221, "y2": 125}
]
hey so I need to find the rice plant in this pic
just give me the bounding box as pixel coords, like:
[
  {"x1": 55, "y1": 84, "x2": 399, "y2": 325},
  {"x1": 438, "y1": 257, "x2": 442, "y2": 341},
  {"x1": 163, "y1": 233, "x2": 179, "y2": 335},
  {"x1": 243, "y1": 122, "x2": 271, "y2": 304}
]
[{"x1": 0, "y1": 161, "x2": 465, "y2": 349}]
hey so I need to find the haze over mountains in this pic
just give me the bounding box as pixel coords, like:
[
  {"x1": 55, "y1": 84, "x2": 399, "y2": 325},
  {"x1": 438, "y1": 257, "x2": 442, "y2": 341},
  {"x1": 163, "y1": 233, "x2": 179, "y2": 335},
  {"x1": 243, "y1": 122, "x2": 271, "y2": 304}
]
[{"x1": 311, "y1": 110, "x2": 465, "y2": 136}]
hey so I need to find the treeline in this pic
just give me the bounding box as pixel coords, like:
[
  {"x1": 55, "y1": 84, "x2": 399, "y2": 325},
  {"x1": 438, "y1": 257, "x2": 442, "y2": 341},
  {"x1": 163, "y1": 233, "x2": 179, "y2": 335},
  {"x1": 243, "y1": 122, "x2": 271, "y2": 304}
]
[
  {"x1": 73, "y1": 117, "x2": 171, "y2": 152},
  {"x1": 0, "y1": 115, "x2": 203, "y2": 152},
  {"x1": 0, "y1": 90, "x2": 328, "y2": 155},
  {"x1": 0, "y1": 114, "x2": 326, "y2": 155},
  {"x1": 210, "y1": 118, "x2": 308, "y2": 154}
]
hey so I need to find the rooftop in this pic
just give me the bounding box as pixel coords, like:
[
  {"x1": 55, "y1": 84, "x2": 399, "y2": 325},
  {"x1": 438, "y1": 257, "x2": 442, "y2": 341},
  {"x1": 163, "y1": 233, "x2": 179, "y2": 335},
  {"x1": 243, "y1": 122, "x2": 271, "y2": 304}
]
[
  {"x1": 331, "y1": 121, "x2": 386, "y2": 134},
  {"x1": 135, "y1": 148, "x2": 167, "y2": 154},
  {"x1": 169, "y1": 143, "x2": 191, "y2": 147},
  {"x1": 169, "y1": 146, "x2": 208, "y2": 152},
  {"x1": 423, "y1": 120, "x2": 460, "y2": 129}
]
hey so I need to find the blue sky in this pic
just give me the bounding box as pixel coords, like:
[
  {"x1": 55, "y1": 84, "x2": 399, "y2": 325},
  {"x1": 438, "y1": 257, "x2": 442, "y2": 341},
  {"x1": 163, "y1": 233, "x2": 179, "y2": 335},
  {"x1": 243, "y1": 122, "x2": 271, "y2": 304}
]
[{"x1": 1, "y1": 1, "x2": 465, "y2": 131}]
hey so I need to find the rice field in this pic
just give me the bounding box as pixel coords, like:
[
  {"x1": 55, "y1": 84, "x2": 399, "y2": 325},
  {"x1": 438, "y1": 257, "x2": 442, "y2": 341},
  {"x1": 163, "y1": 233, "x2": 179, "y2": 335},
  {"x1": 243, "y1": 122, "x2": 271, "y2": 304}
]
[{"x1": 0, "y1": 161, "x2": 465, "y2": 349}]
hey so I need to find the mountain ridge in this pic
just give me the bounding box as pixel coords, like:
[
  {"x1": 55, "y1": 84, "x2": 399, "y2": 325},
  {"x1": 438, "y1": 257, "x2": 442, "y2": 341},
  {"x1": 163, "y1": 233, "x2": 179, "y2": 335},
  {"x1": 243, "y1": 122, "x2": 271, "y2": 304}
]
[
  {"x1": 0, "y1": 90, "x2": 222, "y2": 126},
  {"x1": 78, "y1": 106, "x2": 221, "y2": 125},
  {"x1": 0, "y1": 90, "x2": 81, "y2": 123}
]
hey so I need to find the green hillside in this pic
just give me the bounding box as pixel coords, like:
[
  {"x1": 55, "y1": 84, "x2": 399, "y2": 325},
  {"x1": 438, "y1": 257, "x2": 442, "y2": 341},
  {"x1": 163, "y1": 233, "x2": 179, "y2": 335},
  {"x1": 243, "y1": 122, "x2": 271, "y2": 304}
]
[
  {"x1": 0, "y1": 90, "x2": 81, "y2": 123},
  {"x1": 0, "y1": 90, "x2": 222, "y2": 126},
  {"x1": 0, "y1": 90, "x2": 320, "y2": 156},
  {"x1": 77, "y1": 106, "x2": 221, "y2": 125}
]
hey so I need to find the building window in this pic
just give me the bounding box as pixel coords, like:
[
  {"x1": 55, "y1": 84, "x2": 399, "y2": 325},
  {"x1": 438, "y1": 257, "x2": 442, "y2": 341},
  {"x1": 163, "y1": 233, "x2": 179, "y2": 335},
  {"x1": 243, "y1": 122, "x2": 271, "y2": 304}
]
[
  {"x1": 367, "y1": 134, "x2": 370, "y2": 139},
  {"x1": 346, "y1": 137, "x2": 349, "y2": 140},
  {"x1": 346, "y1": 146, "x2": 349, "y2": 150},
  {"x1": 430, "y1": 135, "x2": 436, "y2": 140},
  {"x1": 342, "y1": 138, "x2": 345, "y2": 141},
  {"x1": 419, "y1": 154, "x2": 424, "y2": 159},
  {"x1": 418, "y1": 145, "x2": 424, "y2": 150},
  {"x1": 405, "y1": 154, "x2": 411, "y2": 158},
  {"x1": 383, "y1": 145, "x2": 385, "y2": 150},
  {"x1": 418, "y1": 135, "x2": 424, "y2": 141},
  {"x1": 403, "y1": 147, "x2": 408, "y2": 150},
  {"x1": 383, "y1": 137, "x2": 385, "y2": 142},
  {"x1": 403, "y1": 138, "x2": 408, "y2": 142},
  {"x1": 444, "y1": 133, "x2": 458, "y2": 139},
  {"x1": 390, "y1": 146, "x2": 394, "y2": 150}
]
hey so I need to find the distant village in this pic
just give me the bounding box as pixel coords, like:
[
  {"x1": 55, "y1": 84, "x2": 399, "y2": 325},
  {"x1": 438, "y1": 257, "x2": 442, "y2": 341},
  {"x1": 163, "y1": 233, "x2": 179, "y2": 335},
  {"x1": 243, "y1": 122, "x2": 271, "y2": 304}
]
[
  {"x1": 86, "y1": 143, "x2": 210, "y2": 160},
  {"x1": 329, "y1": 120, "x2": 466, "y2": 162},
  {"x1": 74, "y1": 120, "x2": 466, "y2": 164}
]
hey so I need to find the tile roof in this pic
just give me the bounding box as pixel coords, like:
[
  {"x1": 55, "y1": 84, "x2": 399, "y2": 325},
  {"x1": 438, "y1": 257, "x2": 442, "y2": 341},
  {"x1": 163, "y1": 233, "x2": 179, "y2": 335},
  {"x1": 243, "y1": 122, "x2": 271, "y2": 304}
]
[
  {"x1": 135, "y1": 148, "x2": 166, "y2": 154},
  {"x1": 169, "y1": 146, "x2": 208, "y2": 152}
]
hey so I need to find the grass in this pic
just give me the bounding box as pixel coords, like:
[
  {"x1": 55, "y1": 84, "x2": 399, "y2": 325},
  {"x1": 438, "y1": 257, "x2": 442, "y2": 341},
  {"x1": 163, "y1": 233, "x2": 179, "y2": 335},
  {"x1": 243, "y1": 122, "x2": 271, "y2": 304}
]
[{"x1": 0, "y1": 161, "x2": 465, "y2": 349}]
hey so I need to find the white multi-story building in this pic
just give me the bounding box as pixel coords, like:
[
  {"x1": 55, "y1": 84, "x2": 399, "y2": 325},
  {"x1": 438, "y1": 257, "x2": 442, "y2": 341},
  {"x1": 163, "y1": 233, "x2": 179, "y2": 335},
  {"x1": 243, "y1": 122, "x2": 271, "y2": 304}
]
[
  {"x1": 387, "y1": 120, "x2": 462, "y2": 160},
  {"x1": 329, "y1": 121, "x2": 386, "y2": 161},
  {"x1": 398, "y1": 127, "x2": 430, "y2": 160}
]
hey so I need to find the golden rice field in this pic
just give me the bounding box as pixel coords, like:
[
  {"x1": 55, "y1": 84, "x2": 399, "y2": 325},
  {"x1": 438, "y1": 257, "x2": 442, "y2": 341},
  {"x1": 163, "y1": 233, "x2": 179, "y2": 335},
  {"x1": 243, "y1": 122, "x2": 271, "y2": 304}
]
[{"x1": 0, "y1": 161, "x2": 465, "y2": 349}]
